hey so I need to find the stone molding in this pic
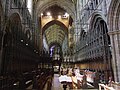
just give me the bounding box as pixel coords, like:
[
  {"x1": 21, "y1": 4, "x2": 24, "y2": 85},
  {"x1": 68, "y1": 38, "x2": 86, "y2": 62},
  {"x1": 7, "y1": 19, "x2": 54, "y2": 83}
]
[{"x1": 108, "y1": 30, "x2": 120, "y2": 35}]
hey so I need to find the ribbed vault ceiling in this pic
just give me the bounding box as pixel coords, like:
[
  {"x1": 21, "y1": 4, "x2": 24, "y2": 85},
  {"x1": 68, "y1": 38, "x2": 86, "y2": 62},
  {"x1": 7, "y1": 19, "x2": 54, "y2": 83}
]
[{"x1": 45, "y1": 24, "x2": 66, "y2": 46}]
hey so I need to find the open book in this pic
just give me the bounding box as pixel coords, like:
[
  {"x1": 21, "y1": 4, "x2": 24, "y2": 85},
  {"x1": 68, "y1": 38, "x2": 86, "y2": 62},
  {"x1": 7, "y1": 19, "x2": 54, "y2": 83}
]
[{"x1": 59, "y1": 75, "x2": 72, "y2": 83}]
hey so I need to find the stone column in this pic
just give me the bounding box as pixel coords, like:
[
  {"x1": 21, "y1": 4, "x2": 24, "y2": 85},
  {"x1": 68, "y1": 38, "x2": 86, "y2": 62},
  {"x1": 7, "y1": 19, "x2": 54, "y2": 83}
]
[{"x1": 108, "y1": 30, "x2": 120, "y2": 82}]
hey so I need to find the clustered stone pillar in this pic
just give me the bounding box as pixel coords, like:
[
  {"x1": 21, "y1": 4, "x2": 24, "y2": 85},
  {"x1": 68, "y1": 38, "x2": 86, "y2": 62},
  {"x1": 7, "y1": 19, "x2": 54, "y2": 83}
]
[{"x1": 109, "y1": 30, "x2": 120, "y2": 82}]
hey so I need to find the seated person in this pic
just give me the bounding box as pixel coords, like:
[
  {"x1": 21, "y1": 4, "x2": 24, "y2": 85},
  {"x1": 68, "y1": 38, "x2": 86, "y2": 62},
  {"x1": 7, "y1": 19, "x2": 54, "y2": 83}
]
[{"x1": 71, "y1": 73, "x2": 78, "y2": 89}]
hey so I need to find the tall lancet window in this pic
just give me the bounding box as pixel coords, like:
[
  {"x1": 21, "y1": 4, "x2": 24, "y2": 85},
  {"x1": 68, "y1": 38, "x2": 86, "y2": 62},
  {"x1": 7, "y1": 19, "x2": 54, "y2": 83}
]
[{"x1": 27, "y1": 0, "x2": 33, "y2": 15}]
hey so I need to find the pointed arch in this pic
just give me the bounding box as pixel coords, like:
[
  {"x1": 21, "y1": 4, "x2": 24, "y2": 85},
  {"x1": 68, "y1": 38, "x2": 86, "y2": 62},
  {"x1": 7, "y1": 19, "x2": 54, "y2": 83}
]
[
  {"x1": 49, "y1": 42, "x2": 62, "y2": 50},
  {"x1": 89, "y1": 12, "x2": 107, "y2": 31},
  {"x1": 42, "y1": 20, "x2": 68, "y2": 35},
  {"x1": 36, "y1": 0, "x2": 75, "y2": 21},
  {"x1": 107, "y1": 0, "x2": 120, "y2": 82},
  {"x1": 108, "y1": 0, "x2": 120, "y2": 31}
]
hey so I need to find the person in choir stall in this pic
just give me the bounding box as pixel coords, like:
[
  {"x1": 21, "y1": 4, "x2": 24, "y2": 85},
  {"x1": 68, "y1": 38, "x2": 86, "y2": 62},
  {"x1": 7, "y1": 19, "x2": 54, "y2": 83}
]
[
  {"x1": 94, "y1": 71, "x2": 100, "y2": 88},
  {"x1": 108, "y1": 76, "x2": 114, "y2": 87},
  {"x1": 62, "y1": 68, "x2": 73, "y2": 89},
  {"x1": 100, "y1": 72, "x2": 105, "y2": 83},
  {"x1": 71, "y1": 72, "x2": 78, "y2": 89},
  {"x1": 60, "y1": 67, "x2": 63, "y2": 76},
  {"x1": 63, "y1": 67, "x2": 67, "y2": 75},
  {"x1": 74, "y1": 68, "x2": 84, "y2": 88},
  {"x1": 81, "y1": 71, "x2": 88, "y2": 88},
  {"x1": 67, "y1": 68, "x2": 73, "y2": 76}
]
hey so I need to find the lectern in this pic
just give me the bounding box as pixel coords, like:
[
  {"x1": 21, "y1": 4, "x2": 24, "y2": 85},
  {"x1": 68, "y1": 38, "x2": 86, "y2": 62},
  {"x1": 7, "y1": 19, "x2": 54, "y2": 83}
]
[{"x1": 59, "y1": 75, "x2": 72, "y2": 90}]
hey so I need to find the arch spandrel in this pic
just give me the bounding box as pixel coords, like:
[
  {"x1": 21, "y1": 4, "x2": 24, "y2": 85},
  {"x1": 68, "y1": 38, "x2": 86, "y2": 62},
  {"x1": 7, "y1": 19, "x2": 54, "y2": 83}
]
[{"x1": 41, "y1": 18, "x2": 69, "y2": 29}]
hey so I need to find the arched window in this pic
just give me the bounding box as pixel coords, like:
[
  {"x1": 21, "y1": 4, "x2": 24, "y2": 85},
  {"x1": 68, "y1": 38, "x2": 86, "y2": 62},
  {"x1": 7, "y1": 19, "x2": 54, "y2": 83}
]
[{"x1": 27, "y1": 0, "x2": 33, "y2": 14}]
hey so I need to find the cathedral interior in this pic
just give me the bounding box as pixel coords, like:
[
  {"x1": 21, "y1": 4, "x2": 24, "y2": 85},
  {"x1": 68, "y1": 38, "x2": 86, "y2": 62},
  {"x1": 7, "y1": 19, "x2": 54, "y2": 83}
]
[{"x1": 0, "y1": 0, "x2": 120, "y2": 90}]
